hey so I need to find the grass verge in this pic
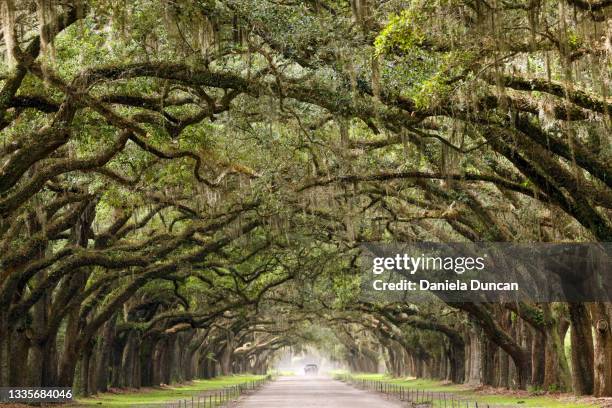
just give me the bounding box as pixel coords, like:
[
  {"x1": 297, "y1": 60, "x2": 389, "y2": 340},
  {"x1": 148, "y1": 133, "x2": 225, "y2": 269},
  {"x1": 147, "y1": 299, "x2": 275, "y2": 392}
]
[
  {"x1": 76, "y1": 375, "x2": 266, "y2": 407},
  {"x1": 347, "y1": 373, "x2": 602, "y2": 408}
]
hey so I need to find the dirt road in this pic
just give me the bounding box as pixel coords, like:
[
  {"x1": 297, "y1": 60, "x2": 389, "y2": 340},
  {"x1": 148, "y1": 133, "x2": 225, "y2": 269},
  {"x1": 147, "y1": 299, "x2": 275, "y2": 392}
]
[{"x1": 236, "y1": 376, "x2": 403, "y2": 407}]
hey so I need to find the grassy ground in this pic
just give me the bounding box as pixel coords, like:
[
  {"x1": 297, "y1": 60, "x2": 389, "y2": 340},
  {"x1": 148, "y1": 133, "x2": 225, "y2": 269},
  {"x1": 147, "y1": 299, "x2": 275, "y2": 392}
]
[
  {"x1": 268, "y1": 370, "x2": 295, "y2": 376},
  {"x1": 76, "y1": 375, "x2": 266, "y2": 407},
  {"x1": 347, "y1": 373, "x2": 604, "y2": 408}
]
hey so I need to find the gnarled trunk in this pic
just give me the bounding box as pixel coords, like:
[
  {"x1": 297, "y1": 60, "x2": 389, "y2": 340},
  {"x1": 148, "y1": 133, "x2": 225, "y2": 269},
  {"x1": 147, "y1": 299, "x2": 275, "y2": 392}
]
[
  {"x1": 568, "y1": 303, "x2": 594, "y2": 395},
  {"x1": 591, "y1": 303, "x2": 612, "y2": 397}
]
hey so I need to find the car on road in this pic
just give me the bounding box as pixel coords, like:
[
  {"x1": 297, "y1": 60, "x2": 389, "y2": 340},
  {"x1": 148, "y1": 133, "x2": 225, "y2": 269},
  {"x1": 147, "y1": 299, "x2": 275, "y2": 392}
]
[{"x1": 304, "y1": 364, "x2": 318, "y2": 375}]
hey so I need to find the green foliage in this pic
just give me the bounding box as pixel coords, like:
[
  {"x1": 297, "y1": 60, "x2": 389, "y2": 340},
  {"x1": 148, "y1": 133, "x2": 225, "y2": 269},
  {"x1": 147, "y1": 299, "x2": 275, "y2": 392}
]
[
  {"x1": 374, "y1": 8, "x2": 477, "y2": 109},
  {"x1": 374, "y1": 10, "x2": 426, "y2": 57},
  {"x1": 2, "y1": 0, "x2": 609, "y2": 397}
]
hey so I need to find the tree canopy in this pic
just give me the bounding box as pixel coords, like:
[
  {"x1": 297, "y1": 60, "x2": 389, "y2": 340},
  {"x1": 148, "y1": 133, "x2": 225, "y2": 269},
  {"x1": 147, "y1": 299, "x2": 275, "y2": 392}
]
[{"x1": 0, "y1": 0, "x2": 610, "y2": 400}]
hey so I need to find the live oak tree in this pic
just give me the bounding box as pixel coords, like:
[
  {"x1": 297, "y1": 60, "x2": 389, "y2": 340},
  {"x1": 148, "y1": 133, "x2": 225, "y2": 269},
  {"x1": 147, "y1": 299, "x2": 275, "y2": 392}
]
[{"x1": 0, "y1": 0, "x2": 610, "y2": 398}]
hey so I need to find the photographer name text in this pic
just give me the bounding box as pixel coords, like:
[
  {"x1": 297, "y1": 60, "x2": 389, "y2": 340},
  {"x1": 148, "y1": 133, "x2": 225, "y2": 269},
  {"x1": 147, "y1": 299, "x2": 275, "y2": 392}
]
[{"x1": 372, "y1": 279, "x2": 519, "y2": 292}]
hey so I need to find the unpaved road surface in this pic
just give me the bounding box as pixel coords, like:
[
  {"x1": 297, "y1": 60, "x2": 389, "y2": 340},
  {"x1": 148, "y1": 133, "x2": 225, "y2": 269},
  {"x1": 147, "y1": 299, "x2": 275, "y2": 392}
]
[{"x1": 236, "y1": 376, "x2": 403, "y2": 407}]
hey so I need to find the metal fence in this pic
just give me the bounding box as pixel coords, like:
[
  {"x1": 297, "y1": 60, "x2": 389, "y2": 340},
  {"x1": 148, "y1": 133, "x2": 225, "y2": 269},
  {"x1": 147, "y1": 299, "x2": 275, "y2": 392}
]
[
  {"x1": 165, "y1": 375, "x2": 271, "y2": 408},
  {"x1": 337, "y1": 374, "x2": 495, "y2": 408}
]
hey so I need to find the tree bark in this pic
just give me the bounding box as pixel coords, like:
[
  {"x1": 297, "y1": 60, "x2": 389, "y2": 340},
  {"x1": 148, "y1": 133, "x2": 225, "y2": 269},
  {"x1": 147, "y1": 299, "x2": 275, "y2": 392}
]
[
  {"x1": 531, "y1": 330, "x2": 545, "y2": 387},
  {"x1": 95, "y1": 318, "x2": 116, "y2": 392},
  {"x1": 542, "y1": 305, "x2": 572, "y2": 392},
  {"x1": 568, "y1": 303, "x2": 594, "y2": 395},
  {"x1": 57, "y1": 200, "x2": 96, "y2": 388},
  {"x1": 9, "y1": 328, "x2": 29, "y2": 386},
  {"x1": 80, "y1": 346, "x2": 93, "y2": 396},
  {"x1": 591, "y1": 303, "x2": 612, "y2": 397},
  {"x1": 460, "y1": 304, "x2": 531, "y2": 388},
  {"x1": 448, "y1": 338, "x2": 465, "y2": 383},
  {"x1": 0, "y1": 310, "x2": 10, "y2": 386}
]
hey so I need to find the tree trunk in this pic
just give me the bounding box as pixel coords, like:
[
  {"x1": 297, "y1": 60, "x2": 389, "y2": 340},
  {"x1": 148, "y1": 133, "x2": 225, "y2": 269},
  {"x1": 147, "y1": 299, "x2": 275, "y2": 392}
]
[
  {"x1": 111, "y1": 333, "x2": 128, "y2": 388},
  {"x1": 95, "y1": 319, "x2": 115, "y2": 392},
  {"x1": 140, "y1": 337, "x2": 155, "y2": 387},
  {"x1": 219, "y1": 341, "x2": 233, "y2": 376},
  {"x1": 448, "y1": 339, "x2": 465, "y2": 383},
  {"x1": 161, "y1": 338, "x2": 172, "y2": 385},
  {"x1": 0, "y1": 310, "x2": 9, "y2": 387},
  {"x1": 88, "y1": 345, "x2": 98, "y2": 395},
  {"x1": 460, "y1": 304, "x2": 531, "y2": 389},
  {"x1": 122, "y1": 331, "x2": 140, "y2": 388},
  {"x1": 29, "y1": 320, "x2": 57, "y2": 386},
  {"x1": 531, "y1": 330, "x2": 545, "y2": 387},
  {"x1": 80, "y1": 347, "x2": 92, "y2": 396},
  {"x1": 468, "y1": 329, "x2": 482, "y2": 384},
  {"x1": 542, "y1": 305, "x2": 572, "y2": 392},
  {"x1": 57, "y1": 201, "x2": 95, "y2": 388},
  {"x1": 568, "y1": 303, "x2": 594, "y2": 395},
  {"x1": 482, "y1": 337, "x2": 497, "y2": 386},
  {"x1": 498, "y1": 346, "x2": 510, "y2": 388},
  {"x1": 9, "y1": 328, "x2": 29, "y2": 386},
  {"x1": 591, "y1": 303, "x2": 612, "y2": 397},
  {"x1": 57, "y1": 302, "x2": 84, "y2": 387}
]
